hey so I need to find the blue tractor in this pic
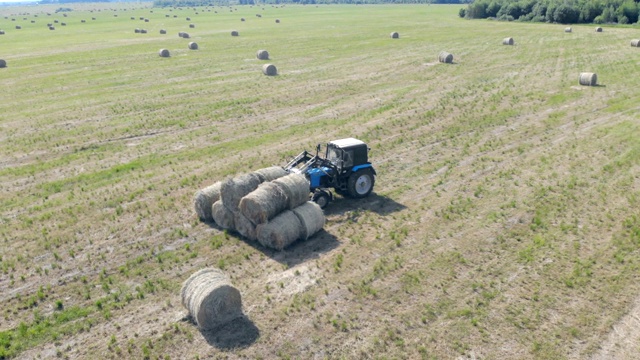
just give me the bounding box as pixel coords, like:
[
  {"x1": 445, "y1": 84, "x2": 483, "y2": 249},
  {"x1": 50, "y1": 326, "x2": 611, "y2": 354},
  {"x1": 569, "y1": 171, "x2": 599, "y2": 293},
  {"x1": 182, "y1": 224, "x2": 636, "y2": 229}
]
[{"x1": 285, "y1": 138, "x2": 376, "y2": 209}]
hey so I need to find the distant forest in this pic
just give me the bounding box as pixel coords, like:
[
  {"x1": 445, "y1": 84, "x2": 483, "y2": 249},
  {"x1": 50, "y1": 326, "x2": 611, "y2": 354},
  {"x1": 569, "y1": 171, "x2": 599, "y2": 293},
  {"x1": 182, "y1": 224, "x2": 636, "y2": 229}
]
[
  {"x1": 152, "y1": 0, "x2": 467, "y2": 5},
  {"x1": 460, "y1": 0, "x2": 640, "y2": 24}
]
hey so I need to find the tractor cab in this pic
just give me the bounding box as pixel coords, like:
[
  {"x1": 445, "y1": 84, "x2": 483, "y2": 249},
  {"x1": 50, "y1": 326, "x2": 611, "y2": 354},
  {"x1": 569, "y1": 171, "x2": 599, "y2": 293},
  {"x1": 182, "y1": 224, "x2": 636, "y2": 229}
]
[{"x1": 325, "y1": 138, "x2": 369, "y2": 174}]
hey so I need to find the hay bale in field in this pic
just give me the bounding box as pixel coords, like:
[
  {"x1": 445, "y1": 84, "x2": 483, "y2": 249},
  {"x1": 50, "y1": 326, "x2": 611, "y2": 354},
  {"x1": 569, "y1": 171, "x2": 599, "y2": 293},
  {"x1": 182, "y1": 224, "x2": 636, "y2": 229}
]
[
  {"x1": 565, "y1": 27, "x2": 572, "y2": 33},
  {"x1": 30, "y1": 20, "x2": 35, "y2": 23},
  {"x1": 81, "y1": 19, "x2": 86, "y2": 23},
  {"x1": 272, "y1": 173, "x2": 309, "y2": 210},
  {"x1": 140, "y1": 29, "x2": 147, "y2": 34},
  {"x1": 212, "y1": 200, "x2": 235, "y2": 229},
  {"x1": 189, "y1": 41, "x2": 199, "y2": 50},
  {"x1": 182, "y1": 32, "x2": 190, "y2": 38},
  {"x1": 438, "y1": 51, "x2": 453, "y2": 64},
  {"x1": 49, "y1": 26, "x2": 55, "y2": 30},
  {"x1": 256, "y1": 49, "x2": 269, "y2": 60},
  {"x1": 220, "y1": 173, "x2": 262, "y2": 211},
  {"x1": 275, "y1": 19, "x2": 280, "y2": 23},
  {"x1": 166, "y1": 14, "x2": 170, "y2": 17},
  {"x1": 595, "y1": 27, "x2": 603, "y2": 32},
  {"x1": 189, "y1": 23, "x2": 195, "y2": 28},
  {"x1": 54, "y1": 19, "x2": 58, "y2": 23},
  {"x1": 194, "y1": 182, "x2": 222, "y2": 221},
  {"x1": 231, "y1": 30, "x2": 239, "y2": 36},
  {"x1": 131, "y1": 16, "x2": 135, "y2": 20},
  {"x1": 144, "y1": 18, "x2": 149, "y2": 22},
  {"x1": 0, "y1": 59, "x2": 6, "y2": 68},
  {"x1": 631, "y1": 39, "x2": 640, "y2": 47},
  {"x1": 139, "y1": 16, "x2": 144, "y2": 20},
  {"x1": 135, "y1": 28, "x2": 141, "y2": 33},
  {"x1": 579, "y1": 72, "x2": 597, "y2": 86},
  {"x1": 241, "y1": 17, "x2": 245, "y2": 21},
  {"x1": 186, "y1": 17, "x2": 191, "y2": 20},
  {"x1": 253, "y1": 166, "x2": 287, "y2": 182},
  {"x1": 181, "y1": 268, "x2": 242, "y2": 330},
  {"x1": 0, "y1": 30, "x2": 4, "y2": 35},
  {"x1": 92, "y1": 17, "x2": 96, "y2": 20},
  {"x1": 502, "y1": 37, "x2": 514, "y2": 45},
  {"x1": 256, "y1": 210, "x2": 303, "y2": 250},
  {"x1": 160, "y1": 29, "x2": 167, "y2": 34},
  {"x1": 159, "y1": 48, "x2": 170, "y2": 58},
  {"x1": 61, "y1": 22, "x2": 66, "y2": 26},
  {"x1": 239, "y1": 181, "x2": 288, "y2": 225},
  {"x1": 262, "y1": 63, "x2": 277, "y2": 76},
  {"x1": 174, "y1": 15, "x2": 178, "y2": 18},
  {"x1": 390, "y1": 31, "x2": 399, "y2": 39},
  {"x1": 15, "y1": 25, "x2": 21, "y2": 29},
  {"x1": 292, "y1": 201, "x2": 324, "y2": 240},
  {"x1": 234, "y1": 211, "x2": 257, "y2": 241}
]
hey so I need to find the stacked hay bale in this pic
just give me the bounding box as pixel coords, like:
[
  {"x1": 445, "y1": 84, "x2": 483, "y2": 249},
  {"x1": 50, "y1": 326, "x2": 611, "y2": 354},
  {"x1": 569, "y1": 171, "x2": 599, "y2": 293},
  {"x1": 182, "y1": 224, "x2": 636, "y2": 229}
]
[
  {"x1": 256, "y1": 201, "x2": 324, "y2": 250},
  {"x1": 502, "y1": 37, "x2": 514, "y2": 45},
  {"x1": 438, "y1": 51, "x2": 453, "y2": 64},
  {"x1": 181, "y1": 268, "x2": 242, "y2": 330},
  {"x1": 579, "y1": 72, "x2": 597, "y2": 86}
]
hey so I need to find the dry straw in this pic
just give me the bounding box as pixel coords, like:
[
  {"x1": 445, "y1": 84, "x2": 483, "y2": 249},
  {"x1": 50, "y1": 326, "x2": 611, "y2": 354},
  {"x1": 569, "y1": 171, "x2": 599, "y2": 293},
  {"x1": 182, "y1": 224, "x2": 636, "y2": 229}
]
[
  {"x1": 272, "y1": 173, "x2": 309, "y2": 209},
  {"x1": 502, "y1": 37, "x2": 514, "y2": 45},
  {"x1": 194, "y1": 182, "x2": 222, "y2": 221},
  {"x1": 181, "y1": 268, "x2": 243, "y2": 330},
  {"x1": 438, "y1": 51, "x2": 453, "y2": 64},
  {"x1": 292, "y1": 201, "x2": 325, "y2": 240},
  {"x1": 262, "y1": 64, "x2": 277, "y2": 76},
  {"x1": 256, "y1": 49, "x2": 269, "y2": 60},
  {"x1": 631, "y1": 39, "x2": 640, "y2": 47},
  {"x1": 565, "y1": 27, "x2": 572, "y2": 33},
  {"x1": 253, "y1": 166, "x2": 287, "y2": 182},
  {"x1": 239, "y1": 181, "x2": 289, "y2": 225},
  {"x1": 390, "y1": 32, "x2": 399, "y2": 39},
  {"x1": 256, "y1": 210, "x2": 303, "y2": 250},
  {"x1": 221, "y1": 173, "x2": 262, "y2": 211},
  {"x1": 189, "y1": 42, "x2": 199, "y2": 50},
  {"x1": 212, "y1": 200, "x2": 235, "y2": 229},
  {"x1": 579, "y1": 72, "x2": 597, "y2": 86},
  {"x1": 234, "y1": 211, "x2": 257, "y2": 241}
]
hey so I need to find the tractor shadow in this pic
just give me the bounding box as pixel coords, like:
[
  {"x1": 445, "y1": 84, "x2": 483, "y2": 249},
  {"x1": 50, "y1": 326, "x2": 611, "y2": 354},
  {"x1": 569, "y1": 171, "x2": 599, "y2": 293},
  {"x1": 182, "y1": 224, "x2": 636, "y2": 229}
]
[
  {"x1": 323, "y1": 192, "x2": 407, "y2": 218},
  {"x1": 199, "y1": 315, "x2": 260, "y2": 351}
]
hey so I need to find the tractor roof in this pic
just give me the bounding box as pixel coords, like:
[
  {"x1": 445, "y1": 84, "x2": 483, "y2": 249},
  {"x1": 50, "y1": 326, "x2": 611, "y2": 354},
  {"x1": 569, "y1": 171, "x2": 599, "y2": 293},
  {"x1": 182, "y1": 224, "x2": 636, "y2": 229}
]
[{"x1": 328, "y1": 138, "x2": 366, "y2": 148}]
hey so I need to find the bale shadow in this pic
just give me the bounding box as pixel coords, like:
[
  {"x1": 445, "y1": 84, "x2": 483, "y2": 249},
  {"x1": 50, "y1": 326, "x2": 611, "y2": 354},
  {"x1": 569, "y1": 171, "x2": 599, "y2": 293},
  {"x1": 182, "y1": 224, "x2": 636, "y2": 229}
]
[
  {"x1": 323, "y1": 192, "x2": 407, "y2": 218},
  {"x1": 199, "y1": 315, "x2": 260, "y2": 351}
]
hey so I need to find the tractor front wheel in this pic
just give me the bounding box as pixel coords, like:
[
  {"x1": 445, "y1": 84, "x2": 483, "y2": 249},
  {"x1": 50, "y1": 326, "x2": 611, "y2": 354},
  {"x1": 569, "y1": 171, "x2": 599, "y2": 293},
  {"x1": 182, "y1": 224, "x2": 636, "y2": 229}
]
[
  {"x1": 312, "y1": 190, "x2": 331, "y2": 209},
  {"x1": 347, "y1": 168, "x2": 375, "y2": 198}
]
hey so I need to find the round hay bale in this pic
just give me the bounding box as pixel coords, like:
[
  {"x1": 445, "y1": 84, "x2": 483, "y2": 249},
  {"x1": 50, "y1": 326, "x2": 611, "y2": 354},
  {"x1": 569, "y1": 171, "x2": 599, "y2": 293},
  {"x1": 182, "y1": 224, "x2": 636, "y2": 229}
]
[
  {"x1": 174, "y1": 15, "x2": 178, "y2": 18},
  {"x1": 256, "y1": 14, "x2": 262, "y2": 17},
  {"x1": 158, "y1": 48, "x2": 170, "y2": 58},
  {"x1": 565, "y1": 27, "x2": 572, "y2": 33},
  {"x1": 272, "y1": 173, "x2": 309, "y2": 210},
  {"x1": 256, "y1": 49, "x2": 269, "y2": 60},
  {"x1": 189, "y1": 41, "x2": 198, "y2": 50},
  {"x1": 186, "y1": 17, "x2": 191, "y2": 20},
  {"x1": 262, "y1": 63, "x2": 277, "y2": 76},
  {"x1": 131, "y1": 16, "x2": 135, "y2": 20},
  {"x1": 144, "y1": 18, "x2": 149, "y2": 22},
  {"x1": 30, "y1": 20, "x2": 35, "y2": 23},
  {"x1": 0, "y1": 59, "x2": 6, "y2": 68},
  {"x1": 631, "y1": 39, "x2": 640, "y2": 47},
  {"x1": 241, "y1": 17, "x2": 245, "y2": 21},
  {"x1": 15, "y1": 25, "x2": 21, "y2": 29},
  {"x1": 189, "y1": 23, "x2": 195, "y2": 28},
  {"x1": 194, "y1": 182, "x2": 222, "y2": 221},
  {"x1": 180, "y1": 268, "x2": 242, "y2": 330},
  {"x1": 579, "y1": 72, "x2": 597, "y2": 86},
  {"x1": 134, "y1": 28, "x2": 141, "y2": 33},
  {"x1": 390, "y1": 31, "x2": 399, "y2": 39},
  {"x1": 256, "y1": 210, "x2": 303, "y2": 250},
  {"x1": 438, "y1": 51, "x2": 453, "y2": 64},
  {"x1": 182, "y1": 32, "x2": 190, "y2": 38},
  {"x1": 61, "y1": 22, "x2": 66, "y2": 26},
  {"x1": 234, "y1": 211, "x2": 257, "y2": 241},
  {"x1": 595, "y1": 27, "x2": 603, "y2": 32},
  {"x1": 502, "y1": 37, "x2": 514, "y2": 45},
  {"x1": 0, "y1": 30, "x2": 4, "y2": 35},
  {"x1": 54, "y1": 19, "x2": 58, "y2": 23},
  {"x1": 160, "y1": 29, "x2": 166, "y2": 34},
  {"x1": 139, "y1": 16, "x2": 144, "y2": 20},
  {"x1": 81, "y1": 19, "x2": 86, "y2": 23},
  {"x1": 239, "y1": 181, "x2": 289, "y2": 225},
  {"x1": 275, "y1": 19, "x2": 280, "y2": 23},
  {"x1": 166, "y1": 14, "x2": 170, "y2": 17},
  {"x1": 292, "y1": 201, "x2": 325, "y2": 240},
  {"x1": 92, "y1": 17, "x2": 96, "y2": 20},
  {"x1": 140, "y1": 29, "x2": 147, "y2": 34},
  {"x1": 220, "y1": 173, "x2": 262, "y2": 211},
  {"x1": 212, "y1": 200, "x2": 235, "y2": 229},
  {"x1": 178, "y1": 31, "x2": 185, "y2": 37},
  {"x1": 231, "y1": 30, "x2": 239, "y2": 36},
  {"x1": 253, "y1": 166, "x2": 287, "y2": 182},
  {"x1": 49, "y1": 26, "x2": 55, "y2": 30}
]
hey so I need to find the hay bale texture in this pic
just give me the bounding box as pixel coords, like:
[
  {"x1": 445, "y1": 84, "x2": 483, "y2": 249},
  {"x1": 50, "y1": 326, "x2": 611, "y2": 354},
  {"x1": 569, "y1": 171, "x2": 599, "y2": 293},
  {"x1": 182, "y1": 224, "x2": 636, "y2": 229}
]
[
  {"x1": 262, "y1": 63, "x2": 277, "y2": 76},
  {"x1": 239, "y1": 181, "x2": 289, "y2": 225},
  {"x1": 189, "y1": 42, "x2": 198, "y2": 50},
  {"x1": 390, "y1": 31, "x2": 399, "y2": 39},
  {"x1": 579, "y1": 72, "x2": 597, "y2": 86},
  {"x1": 438, "y1": 51, "x2": 453, "y2": 64},
  {"x1": 194, "y1": 182, "x2": 222, "y2": 221},
  {"x1": 502, "y1": 37, "x2": 514, "y2": 45},
  {"x1": 631, "y1": 39, "x2": 640, "y2": 47},
  {"x1": 0, "y1": 59, "x2": 6, "y2": 68},
  {"x1": 256, "y1": 210, "x2": 303, "y2": 250},
  {"x1": 292, "y1": 201, "x2": 325, "y2": 240},
  {"x1": 220, "y1": 173, "x2": 262, "y2": 211},
  {"x1": 254, "y1": 166, "x2": 287, "y2": 182},
  {"x1": 272, "y1": 173, "x2": 310, "y2": 210},
  {"x1": 565, "y1": 27, "x2": 572, "y2": 33},
  {"x1": 256, "y1": 49, "x2": 269, "y2": 60},
  {"x1": 234, "y1": 211, "x2": 257, "y2": 241},
  {"x1": 212, "y1": 200, "x2": 235, "y2": 229},
  {"x1": 180, "y1": 268, "x2": 242, "y2": 330}
]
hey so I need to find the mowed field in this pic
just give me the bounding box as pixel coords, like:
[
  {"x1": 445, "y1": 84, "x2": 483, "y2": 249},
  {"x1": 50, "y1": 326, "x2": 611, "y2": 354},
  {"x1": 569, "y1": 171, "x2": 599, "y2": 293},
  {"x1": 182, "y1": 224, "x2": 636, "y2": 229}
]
[{"x1": 2, "y1": 3, "x2": 640, "y2": 359}]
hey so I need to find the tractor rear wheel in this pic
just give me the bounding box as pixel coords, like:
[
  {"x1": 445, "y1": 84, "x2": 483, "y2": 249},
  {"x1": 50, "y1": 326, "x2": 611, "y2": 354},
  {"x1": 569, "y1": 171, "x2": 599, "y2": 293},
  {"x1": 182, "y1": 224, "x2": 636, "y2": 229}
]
[{"x1": 347, "y1": 168, "x2": 375, "y2": 198}]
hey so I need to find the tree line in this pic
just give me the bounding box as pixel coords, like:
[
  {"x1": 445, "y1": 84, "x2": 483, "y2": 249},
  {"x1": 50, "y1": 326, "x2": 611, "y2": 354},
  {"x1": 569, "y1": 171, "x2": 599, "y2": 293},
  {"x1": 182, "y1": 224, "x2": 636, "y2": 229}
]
[
  {"x1": 460, "y1": 0, "x2": 640, "y2": 24},
  {"x1": 152, "y1": 0, "x2": 466, "y2": 6}
]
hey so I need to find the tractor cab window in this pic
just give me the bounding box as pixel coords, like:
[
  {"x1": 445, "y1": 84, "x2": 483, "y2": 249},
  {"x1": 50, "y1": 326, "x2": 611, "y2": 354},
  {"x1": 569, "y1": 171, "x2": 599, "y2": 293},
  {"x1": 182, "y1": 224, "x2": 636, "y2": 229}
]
[
  {"x1": 343, "y1": 150, "x2": 354, "y2": 168},
  {"x1": 327, "y1": 147, "x2": 342, "y2": 168}
]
